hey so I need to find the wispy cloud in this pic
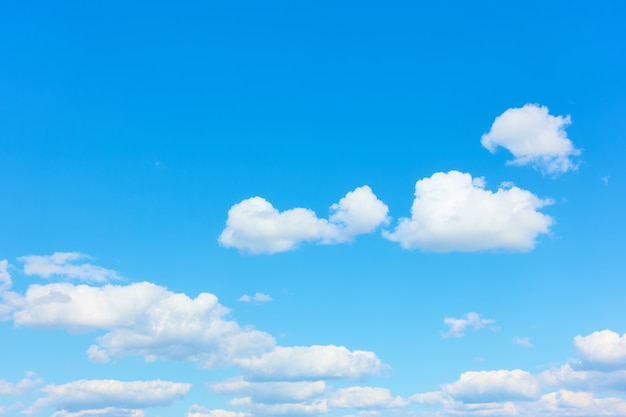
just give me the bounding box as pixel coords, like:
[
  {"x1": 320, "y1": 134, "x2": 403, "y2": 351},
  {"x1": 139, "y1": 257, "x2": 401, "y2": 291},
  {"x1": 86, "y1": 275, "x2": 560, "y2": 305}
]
[
  {"x1": 442, "y1": 312, "x2": 496, "y2": 338},
  {"x1": 18, "y1": 252, "x2": 120, "y2": 283}
]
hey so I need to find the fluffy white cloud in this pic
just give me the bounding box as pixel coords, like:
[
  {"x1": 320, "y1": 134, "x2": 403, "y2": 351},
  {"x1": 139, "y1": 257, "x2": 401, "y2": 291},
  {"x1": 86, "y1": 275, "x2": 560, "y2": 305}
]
[
  {"x1": 574, "y1": 330, "x2": 626, "y2": 370},
  {"x1": 0, "y1": 259, "x2": 11, "y2": 291},
  {"x1": 186, "y1": 405, "x2": 250, "y2": 417},
  {"x1": 329, "y1": 386, "x2": 407, "y2": 409},
  {"x1": 481, "y1": 104, "x2": 581, "y2": 175},
  {"x1": 18, "y1": 252, "x2": 120, "y2": 283},
  {"x1": 238, "y1": 293, "x2": 273, "y2": 303},
  {"x1": 442, "y1": 312, "x2": 495, "y2": 338},
  {"x1": 26, "y1": 379, "x2": 190, "y2": 415},
  {"x1": 537, "y1": 390, "x2": 626, "y2": 416},
  {"x1": 229, "y1": 397, "x2": 328, "y2": 416},
  {"x1": 11, "y1": 281, "x2": 275, "y2": 367},
  {"x1": 234, "y1": 345, "x2": 385, "y2": 381},
  {"x1": 443, "y1": 370, "x2": 540, "y2": 403},
  {"x1": 210, "y1": 378, "x2": 326, "y2": 403},
  {"x1": 383, "y1": 171, "x2": 553, "y2": 252},
  {"x1": 539, "y1": 364, "x2": 626, "y2": 392},
  {"x1": 219, "y1": 186, "x2": 389, "y2": 254}
]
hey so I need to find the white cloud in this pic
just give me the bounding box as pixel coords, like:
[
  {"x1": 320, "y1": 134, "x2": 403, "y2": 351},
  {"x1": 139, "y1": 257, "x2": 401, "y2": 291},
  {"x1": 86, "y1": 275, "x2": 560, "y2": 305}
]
[
  {"x1": 481, "y1": 104, "x2": 580, "y2": 175},
  {"x1": 0, "y1": 259, "x2": 11, "y2": 291},
  {"x1": 186, "y1": 405, "x2": 250, "y2": 417},
  {"x1": 539, "y1": 364, "x2": 626, "y2": 392},
  {"x1": 51, "y1": 408, "x2": 145, "y2": 417},
  {"x1": 238, "y1": 293, "x2": 273, "y2": 303},
  {"x1": 25, "y1": 379, "x2": 190, "y2": 415},
  {"x1": 11, "y1": 281, "x2": 275, "y2": 367},
  {"x1": 329, "y1": 386, "x2": 407, "y2": 409},
  {"x1": 513, "y1": 337, "x2": 533, "y2": 348},
  {"x1": 574, "y1": 330, "x2": 626, "y2": 370},
  {"x1": 383, "y1": 171, "x2": 553, "y2": 252},
  {"x1": 19, "y1": 252, "x2": 120, "y2": 283},
  {"x1": 234, "y1": 345, "x2": 385, "y2": 381},
  {"x1": 442, "y1": 312, "x2": 495, "y2": 338},
  {"x1": 0, "y1": 403, "x2": 24, "y2": 416},
  {"x1": 209, "y1": 378, "x2": 326, "y2": 403},
  {"x1": 0, "y1": 373, "x2": 43, "y2": 395},
  {"x1": 229, "y1": 397, "x2": 329, "y2": 416},
  {"x1": 537, "y1": 390, "x2": 626, "y2": 416},
  {"x1": 443, "y1": 370, "x2": 540, "y2": 403},
  {"x1": 218, "y1": 186, "x2": 389, "y2": 254}
]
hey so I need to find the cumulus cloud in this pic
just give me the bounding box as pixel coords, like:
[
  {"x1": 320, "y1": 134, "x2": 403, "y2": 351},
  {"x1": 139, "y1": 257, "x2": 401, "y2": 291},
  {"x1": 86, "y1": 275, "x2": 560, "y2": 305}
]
[
  {"x1": 443, "y1": 370, "x2": 540, "y2": 403},
  {"x1": 186, "y1": 405, "x2": 250, "y2": 417},
  {"x1": 574, "y1": 330, "x2": 626, "y2": 370},
  {"x1": 209, "y1": 378, "x2": 326, "y2": 403},
  {"x1": 383, "y1": 171, "x2": 553, "y2": 252},
  {"x1": 442, "y1": 312, "x2": 495, "y2": 338},
  {"x1": 25, "y1": 379, "x2": 190, "y2": 415},
  {"x1": 538, "y1": 390, "x2": 626, "y2": 416},
  {"x1": 481, "y1": 104, "x2": 580, "y2": 175},
  {"x1": 11, "y1": 281, "x2": 275, "y2": 367},
  {"x1": 234, "y1": 345, "x2": 385, "y2": 381},
  {"x1": 229, "y1": 397, "x2": 329, "y2": 416},
  {"x1": 238, "y1": 293, "x2": 273, "y2": 303},
  {"x1": 219, "y1": 186, "x2": 389, "y2": 254},
  {"x1": 328, "y1": 386, "x2": 407, "y2": 409},
  {"x1": 18, "y1": 253, "x2": 120, "y2": 283}
]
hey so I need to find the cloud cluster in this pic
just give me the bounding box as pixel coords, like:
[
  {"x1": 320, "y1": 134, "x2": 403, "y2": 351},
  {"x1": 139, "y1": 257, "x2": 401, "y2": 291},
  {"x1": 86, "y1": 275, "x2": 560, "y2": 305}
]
[
  {"x1": 481, "y1": 104, "x2": 580, "y2": 175},
  {"x1": 218, "y1": 186, "x2": 389, "y2": 253},
  {"x1": 442, "y1": 312, "x2": 495, "y2": 338},
  {"x1": 221, "y1": 171, "x2": 554, "y2": 254},
  {"x1": 25, "y1": 379, "x2": 190, "y2": 416},
  {"x1": 19, "y1": 252, "x2": 120, "y2": 283},
  {"x1": 385, "y1": 171, "x2": 553, "y2": 252}
]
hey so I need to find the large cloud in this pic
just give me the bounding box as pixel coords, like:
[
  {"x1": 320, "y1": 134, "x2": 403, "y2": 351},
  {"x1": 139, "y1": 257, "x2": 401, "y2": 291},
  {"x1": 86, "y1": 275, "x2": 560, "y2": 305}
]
[
  {"x1": 574, "y1": 330, "x2": 626, "y2": 370},
  {"x1": 442, "y1": 370, "x2": 540, "y2": 403},
  {"x1": 219, "y1": 186, "x2": 389, "y2": 254},
  {"x1": 328, "y1": 386, "x2": 407, "y2": 409},
  {"x1": 234, "y1": 345, "x2": 385, "y2": 381},
  {"x1": 11, "y1": 281, "x2": 275, "y2": 367},
  {"x1": 383, "y1": 171, "x2": 553, "y2": 252},
  {"x1": 481, "y1": 104, "x2": 581, "y2": 175},
  {"x1": 18, "y1": 252, "x2": 120, "y2": 283},
  {"x1": 25, "y1": 379, "x2": 190, "y2": 415}
]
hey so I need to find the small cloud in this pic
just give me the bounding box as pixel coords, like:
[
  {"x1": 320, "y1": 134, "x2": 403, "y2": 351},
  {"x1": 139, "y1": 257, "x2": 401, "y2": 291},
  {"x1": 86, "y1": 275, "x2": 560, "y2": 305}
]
[
  {"x1": 481, "y1": 104, "x2": 581, "y2": 175},
  {"x1": 238, "y1": 293, "x2": 273, "y2": 303},
  {"x1": 514, "y1": 337, "x2": 533, "y2": 348},
  {"x1": 601, "y1": 176, "x2": 609, "y2": 185},
  {"x1": 442, "y1": 312, "x2": 496, "y2": 338}
]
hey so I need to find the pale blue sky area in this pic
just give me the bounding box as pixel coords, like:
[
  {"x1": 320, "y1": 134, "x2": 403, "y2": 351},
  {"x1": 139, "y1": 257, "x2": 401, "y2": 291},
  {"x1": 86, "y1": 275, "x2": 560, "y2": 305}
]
[{"x1": 1, "y1": 1, "x2": 626, "y2": 416}]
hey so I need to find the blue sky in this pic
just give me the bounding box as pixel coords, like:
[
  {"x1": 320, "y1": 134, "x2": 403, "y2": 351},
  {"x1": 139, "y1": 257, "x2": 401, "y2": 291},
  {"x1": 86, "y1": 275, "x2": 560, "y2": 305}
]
[{"x1": 1, "y1": 1, "x2": 626, "y2": 416}]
